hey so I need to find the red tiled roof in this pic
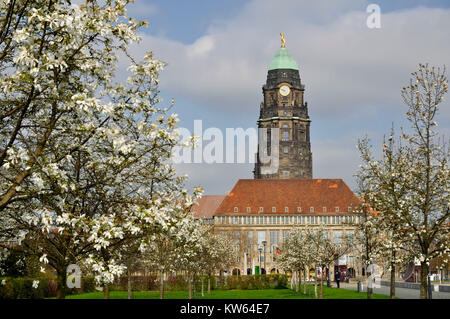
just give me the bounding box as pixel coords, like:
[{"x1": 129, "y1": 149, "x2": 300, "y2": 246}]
[
  {"x1": 191, "y1": 195, "x2": 226, "y2": 218},
  {"x1": 215, "y1": 179, "x2": 360, "y2": 215}
]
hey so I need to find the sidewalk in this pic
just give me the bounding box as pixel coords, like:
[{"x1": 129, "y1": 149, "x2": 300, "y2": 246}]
[{"x1": 336, "y1": 282, "x2": 450, "y2": 299}]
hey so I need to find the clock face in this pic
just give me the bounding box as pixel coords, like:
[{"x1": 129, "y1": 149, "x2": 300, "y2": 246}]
[{"x1": 279, "y1": 85, "x2": 290, "y2": 96}]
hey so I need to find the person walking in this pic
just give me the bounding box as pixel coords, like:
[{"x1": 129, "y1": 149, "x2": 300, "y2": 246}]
[{"x1": 335, "y1": 270, "x2": 341, "y2": 288}]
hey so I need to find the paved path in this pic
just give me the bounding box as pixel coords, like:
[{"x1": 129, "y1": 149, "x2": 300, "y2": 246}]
[{"x1": 336, "y1": 282, "x2": 450, "y2": 299}]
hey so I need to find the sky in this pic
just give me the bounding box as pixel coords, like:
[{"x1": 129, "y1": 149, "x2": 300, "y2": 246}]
[{"x1": 122, "y1": 0, "x2": 450, "y2": 194}]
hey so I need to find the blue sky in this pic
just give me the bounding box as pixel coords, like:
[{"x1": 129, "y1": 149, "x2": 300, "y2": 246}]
[{"x1": 124, "y1": 1, "x2": 450, "y2": 194}]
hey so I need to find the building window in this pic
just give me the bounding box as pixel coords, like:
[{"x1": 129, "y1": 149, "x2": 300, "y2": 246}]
[
  {"x1": 348, "y1": 206, "x2": 352, "y2": 212},
  {"x1": 257, "y1": 231, "x2": 266, "y2": 245},
  {"x1": 285, "y1": 207, "x2": 289, "y2": 212},
  {"x1": 282, "y1": 131, "x2": 289, "y2": 141},
  {"x1": 323, "y1": 206, "x2": 327, "y2": 212},
  {"x1": 282, "y1": 124, "x2": 289, "y2": 128},
  {"x1": 310, "y1": 207, "x2": 314, "y2": 213},
  {"x1": 297, "y1": 206, "x2": 301, "y2": 212},
  {"x1": 283, "y1": 147, "x2": 289, "y2": 153},
  {"x1": 272, "y1": 207, "x2": 276, "y2": 212},
  {"x1": 234, "y1": 207, "x2": 238, "y2": 212},
  {"x1": 335, "y1": 206, "x2": 339, "y2": 212},
  {"x1": 247, "y1": 207, "x2": 251, "y2": 213},
  {"x1": 283, "y1": 171, "x2": 289, "y2": 178},
  {"x1": 270, "y1": 230, "x2": 279, "y2": 252},
  {"x1": 259, "y1": 207, "x2": 263, "y2": 212},
  {"x1": 333, "y1": 231, "x2": 343, "y2": 244}
]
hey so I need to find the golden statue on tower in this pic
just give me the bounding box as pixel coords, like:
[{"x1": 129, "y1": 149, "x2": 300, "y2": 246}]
[{"x1": 280, "y1": 32, "x2": 286, "y2": 48}]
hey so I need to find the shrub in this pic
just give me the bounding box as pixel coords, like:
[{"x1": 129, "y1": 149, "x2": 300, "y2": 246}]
[
  {"x1": 225, "y1": 276, "x2": 239, "y2": 290},
  {"x1": 82, "y1": 276, "x2": 96, "y2": 293},
  {"x1": 239, "y1": 277, "x2": 249, "y2": 290},
  {"x1": 0, "y1": 277, "x2": 54, "y2": 299}
]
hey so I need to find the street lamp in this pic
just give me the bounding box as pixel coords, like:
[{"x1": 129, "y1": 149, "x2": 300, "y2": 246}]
[
  {"x1": 258, "y1": 246, "x2": 262, "y2": 275},
  {"x1": 262, "y1": 240, "x2": 267, "y2": 274}
]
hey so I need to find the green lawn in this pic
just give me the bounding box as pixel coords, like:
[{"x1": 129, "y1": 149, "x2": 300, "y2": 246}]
[{"x1": 62, "y1": 286, "x2": 392, "y2": 299}]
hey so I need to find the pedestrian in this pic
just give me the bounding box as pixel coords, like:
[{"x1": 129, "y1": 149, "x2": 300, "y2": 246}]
[{"x1": 335, "y1": 270, "x2": 341, "y2": 288}]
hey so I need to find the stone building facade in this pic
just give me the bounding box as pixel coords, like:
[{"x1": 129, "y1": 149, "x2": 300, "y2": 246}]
[
  {"x1": 212, "y1": 179, "x2": 361, "y2": 277},
  {"x1": 192, "y1": 39, "x2": 362, "y2": 279}
]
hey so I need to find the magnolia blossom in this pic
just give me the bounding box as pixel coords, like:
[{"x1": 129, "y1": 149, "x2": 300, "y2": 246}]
[{"x1": 32, "y1": 280, "x2": 39, "y2": 289}]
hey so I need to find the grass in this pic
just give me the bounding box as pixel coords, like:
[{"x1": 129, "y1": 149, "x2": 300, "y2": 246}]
[{"x1": 61, "y1": 286, "x2": 392, "y2": 299}]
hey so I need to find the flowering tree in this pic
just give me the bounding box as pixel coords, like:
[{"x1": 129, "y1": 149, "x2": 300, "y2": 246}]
[
  {"x1": 356, "y1": 63, "x2": 449, "y2": 299},
  {"x1": 0, "y1": 0, "x2": 202, "y2": 299},
  {"x1": 307, "y1": 226, "x2": 353, "y2": 299},
  {"x1": 199, "y1": 229, "x2": 235, "y2": 295},
  {"x1": 277, "y1": 227, "x2": 316, "y2": 295}
]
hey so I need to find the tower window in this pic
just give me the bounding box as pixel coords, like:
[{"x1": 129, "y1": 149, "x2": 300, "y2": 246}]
[
  {"x1": 234, "y1": 207, "x2": 238, "y2": 212},
  {"x1": 285, "y1": 207, "x2": 289, "y2": 212},
  {"x1": 283, "y1": 147, "x2": 289, "y2": 153},
  {"x1": 247, "y1": 207, "x2": 251, "y2": 213},
  {"x1": 282, "y1": 131, "x2": 289, "y2": 141},
  {"x1": 272, "y1": 207, "x2": 276, "y2": 212},
  {"x1": 335, "y1": 206, "x2": 339, "y2": 212},
  {"x1": 259, "y1": 207, "x2": 264, "y2": 212},
  {"x1": 323, "y1": 207, "x2": 327, "y2": 212},
  {"x1": 310, "y1": 207, "x2": 314, "y2": 213},
  {"x1": 297, "y1": 206, "x2": 301, "y2": 212},
  {"x1": 283, "y1": 171, "x2": 289, "y2": 177}
]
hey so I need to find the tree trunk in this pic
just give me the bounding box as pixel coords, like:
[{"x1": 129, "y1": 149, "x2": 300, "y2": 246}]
[
  {"x1": 298, "y1": 270, "x2": 301, "y2": 293},
  {"x1": 314, "y1": 268, "x2": 318, "y2": 298},
  {"x1": 104, "y1": 284, "x2": 110, "y2": 299},
  {"x1": 188, "y1": 272, "x2": 192, "y2": 299},
  {"x1": 367, "y1": 268, "x2": 372, "y2": 299},
  {"x1": 390, "y1": 252, "x2": 396, "y2": 299},
  {"x1": 56, "y1": 270, "x2": 67, "y2": 299},
  {"x1": 159, "y1": 269, "x2": 164, "y2": 299},
  {"x1": 303, "y1": 269, "x2": 307, "y2": 294},
  {"x1": 291, "y1": 271, "x2": 295, "y2": 290},
  {"x1": 420, "y1": 261, "x2": 428, "y2": 299},
  {"x1": 193, "y1": 273, "x2": 197, "y2": 299},
  {"x1": 201, "y1": 276, "x2": 204, "y2": 297},
  {"x1": 320, "y1": 267, "x2": 324, "y2": 299},
  {"x1": 208, "y1": 275, "x2": 211, "y2": 294},
  {"x1": 127, "y1": 268, "x2": 132, "y2": 300}
]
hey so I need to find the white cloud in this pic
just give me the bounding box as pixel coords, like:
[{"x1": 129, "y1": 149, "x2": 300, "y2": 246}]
[
  {"x1": 128, "y1": 1, "x2": 450, "y2": 119},
  {"x1": 123, "y1": 0, "x2": 450, "y2": 194}
]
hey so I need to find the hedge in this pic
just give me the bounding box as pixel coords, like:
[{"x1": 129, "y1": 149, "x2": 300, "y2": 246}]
[
  {"x1": 0, "y1": 276, "x2": 96, "y2": 299},
  {"x1": 222, "y1": 274, "x2": 288, "y2": 290}
]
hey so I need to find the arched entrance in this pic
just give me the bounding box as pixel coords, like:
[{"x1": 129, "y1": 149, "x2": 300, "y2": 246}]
[
  {"x1": 348, "y1": 267, "x2": 355, "y2": 278},
  {"x1": 261, "y1": 268, "x2": 266, "y2": 274},
  {"x1": 247, "y1": 268, "x2": 252, "y2": 275},
  {"x1": 309, "y1": 268, "x2": 315, "y2": 281},
  {"x1": 232, "y1": 268, "x2": 241, "y2": 276},
  {"x1": 270, "y1": 268, "x2": 279, "y2": 274}
]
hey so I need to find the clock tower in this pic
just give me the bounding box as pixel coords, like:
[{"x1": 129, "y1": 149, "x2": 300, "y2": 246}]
[{"x1": 254, "y1": 34, "x2": 312, "y2": 179}]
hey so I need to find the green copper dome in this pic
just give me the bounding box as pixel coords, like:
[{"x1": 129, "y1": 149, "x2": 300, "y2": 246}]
[{"x1": 268, "y1": 47, "x2": 299, "y2": 71}]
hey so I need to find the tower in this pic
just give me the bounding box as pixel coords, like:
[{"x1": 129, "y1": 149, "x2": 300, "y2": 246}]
[{"x1": 254, "y1": 34, "x2": 312, "y2": 179}]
